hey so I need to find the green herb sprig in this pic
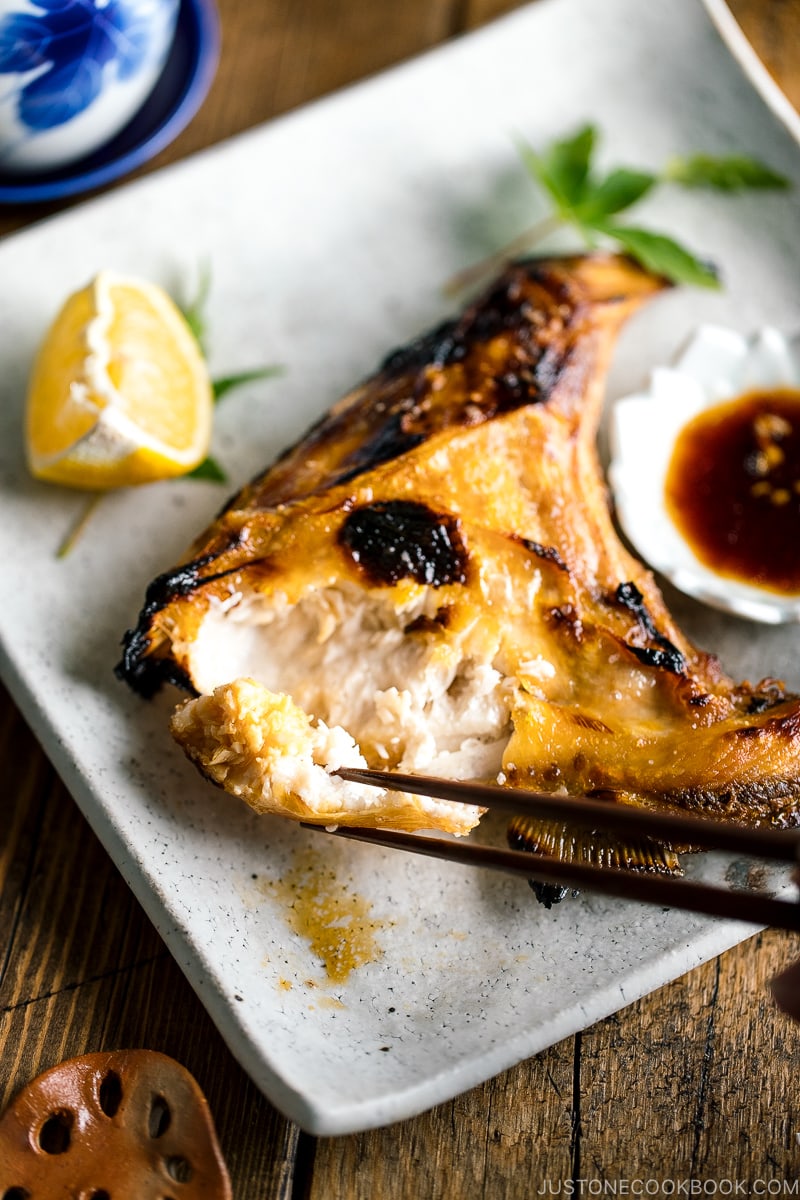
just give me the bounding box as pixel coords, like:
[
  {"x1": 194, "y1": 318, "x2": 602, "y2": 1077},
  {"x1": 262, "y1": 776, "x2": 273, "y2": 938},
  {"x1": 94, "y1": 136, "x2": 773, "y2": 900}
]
[
  {"x1": 447, "y1": 125, "x2": 790, "y2": 295},
  {"x1": 180, "y1": 267, "x2": 283, "y2": 485},
  {"x1": 187, "y1": 361, "x2": 285, "y2": 484}
]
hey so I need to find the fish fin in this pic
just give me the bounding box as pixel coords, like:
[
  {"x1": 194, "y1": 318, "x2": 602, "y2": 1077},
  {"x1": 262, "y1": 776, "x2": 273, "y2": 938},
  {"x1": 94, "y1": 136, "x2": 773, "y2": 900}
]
[{"x1": 507, "y1": 814, "x2": 684, "y2": 906}]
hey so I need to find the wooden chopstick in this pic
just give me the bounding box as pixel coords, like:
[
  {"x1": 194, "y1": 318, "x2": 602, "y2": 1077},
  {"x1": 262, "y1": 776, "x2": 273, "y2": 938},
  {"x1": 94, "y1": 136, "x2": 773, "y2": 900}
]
[
  {"x1": 307, "y1": 768, "x2": 800, "y2": 932},
  {"x1": 307, "y1": 823, "x2": 800, "y2": 931},
  {"x1": 334, "y1": 768, "x2": 800, "y2": 861}
]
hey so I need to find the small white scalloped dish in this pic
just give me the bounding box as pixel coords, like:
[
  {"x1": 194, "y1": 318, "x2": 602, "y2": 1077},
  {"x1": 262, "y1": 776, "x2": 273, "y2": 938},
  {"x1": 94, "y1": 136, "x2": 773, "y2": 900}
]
[{"x1": 610, "y1": 325, "x2": 800, "y2": 624}]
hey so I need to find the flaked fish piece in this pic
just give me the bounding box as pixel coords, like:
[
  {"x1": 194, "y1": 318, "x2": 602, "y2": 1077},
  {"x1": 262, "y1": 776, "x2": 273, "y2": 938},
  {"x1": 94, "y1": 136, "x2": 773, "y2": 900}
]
[{"x1": 117, "y1": 253, "x2": 800, "y2": 843}]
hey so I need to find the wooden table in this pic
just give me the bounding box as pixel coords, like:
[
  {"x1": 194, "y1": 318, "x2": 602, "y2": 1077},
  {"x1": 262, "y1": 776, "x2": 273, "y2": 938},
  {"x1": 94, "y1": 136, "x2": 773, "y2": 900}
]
[{"x1": 1, "y1": 0, "x2": 799, "y2": 1193}]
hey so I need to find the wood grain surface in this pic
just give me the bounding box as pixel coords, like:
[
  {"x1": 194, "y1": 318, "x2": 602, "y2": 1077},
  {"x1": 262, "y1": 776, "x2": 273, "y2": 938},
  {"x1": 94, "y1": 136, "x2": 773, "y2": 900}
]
[
  {"x1": 729, "y1": 0, "x2": 800, "y2": 116},
  {"x1": 2, "y1": 1, "x2": 800, "y2": 1195}
]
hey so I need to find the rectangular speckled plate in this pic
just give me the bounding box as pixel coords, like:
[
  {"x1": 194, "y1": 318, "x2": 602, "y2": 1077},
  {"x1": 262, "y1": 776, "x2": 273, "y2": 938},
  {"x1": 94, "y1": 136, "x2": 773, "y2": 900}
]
[{"x1": 1, "y1": 0, "x2": 799, "y2": 1136}]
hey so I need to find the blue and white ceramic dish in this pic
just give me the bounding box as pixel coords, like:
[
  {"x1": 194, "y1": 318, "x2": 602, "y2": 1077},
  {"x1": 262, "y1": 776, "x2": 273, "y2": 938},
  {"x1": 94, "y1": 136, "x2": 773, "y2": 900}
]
[
  {"x1": 0, "y1": 0, "x2": 218, "y2": 201},
  {"x1": 0, "y1": 0, "x2": 181, "y2": 173}
]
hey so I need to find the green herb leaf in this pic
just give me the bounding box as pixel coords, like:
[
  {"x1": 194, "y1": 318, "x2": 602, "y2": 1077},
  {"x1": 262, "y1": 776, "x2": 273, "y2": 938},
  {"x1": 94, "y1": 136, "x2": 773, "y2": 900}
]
[
  {"x1": 451, "y1": 127, "x2": 792, "y2": 301},
  {"x1": 665, "y1": 153, "x2": 790, "y2": 192},
  {"x1": 575, "y1": 168, "x2": 657, "y2": 223},
  {"x1": 180, "y1": 260, "x2": 213, "y2": 351},
  {"x1": 592, "y1": 221, "x2": 721, "y2": 289},
  {"x1": 517, "y1": 124, "x2": 597, "y2": 214},
  {"x1": 186, "y1": 455, "x2": 228, "y2": 483},
  {"x1": 213, "y1": 366, "x2": 283, "y2": 403}
]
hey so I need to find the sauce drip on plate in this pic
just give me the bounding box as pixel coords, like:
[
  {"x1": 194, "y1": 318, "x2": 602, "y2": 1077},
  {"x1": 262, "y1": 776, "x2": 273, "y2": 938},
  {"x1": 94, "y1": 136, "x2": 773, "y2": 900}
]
[{"x1": 665, "y1": 389, "x2": 800, "y2": 595}]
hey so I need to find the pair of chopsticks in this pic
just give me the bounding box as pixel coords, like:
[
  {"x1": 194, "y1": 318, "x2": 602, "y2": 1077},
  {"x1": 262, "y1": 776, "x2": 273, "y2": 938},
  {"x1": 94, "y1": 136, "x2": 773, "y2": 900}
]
[{"x1": 302, "y1": 769, "x2": 800, "y2": 931}]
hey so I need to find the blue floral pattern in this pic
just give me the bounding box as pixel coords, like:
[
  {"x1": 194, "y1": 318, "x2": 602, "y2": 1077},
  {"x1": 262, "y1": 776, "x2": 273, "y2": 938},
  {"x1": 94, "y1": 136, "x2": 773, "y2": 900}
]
[{"x1": 0, "y1": 1, "x2": 164, "y2": 131}]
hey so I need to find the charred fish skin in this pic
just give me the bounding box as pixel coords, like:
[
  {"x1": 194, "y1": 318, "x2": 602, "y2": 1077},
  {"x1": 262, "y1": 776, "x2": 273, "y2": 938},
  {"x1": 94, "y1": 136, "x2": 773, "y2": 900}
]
[
  {"x1": 116, "y1": 252, "x2": 664, "y2": 697},
  {"x1": 213, "y1": 255, "x2": 659, "y2": 513},
  {"x1": 117, "y1": 253, "x2": 800, "y2": 838}
]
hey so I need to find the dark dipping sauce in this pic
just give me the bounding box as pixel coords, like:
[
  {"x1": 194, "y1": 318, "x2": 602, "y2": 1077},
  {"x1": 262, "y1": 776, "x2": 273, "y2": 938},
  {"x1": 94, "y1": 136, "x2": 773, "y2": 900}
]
[{"x1": 665, "y1": 388, "x2": 800, "y2": 594}]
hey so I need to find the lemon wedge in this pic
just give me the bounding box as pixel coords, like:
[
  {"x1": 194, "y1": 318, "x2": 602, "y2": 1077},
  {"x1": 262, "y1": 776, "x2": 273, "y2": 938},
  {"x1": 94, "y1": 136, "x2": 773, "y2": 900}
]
[{"x1": 26, "y1": 271, "x2": 213, "y2": 489}]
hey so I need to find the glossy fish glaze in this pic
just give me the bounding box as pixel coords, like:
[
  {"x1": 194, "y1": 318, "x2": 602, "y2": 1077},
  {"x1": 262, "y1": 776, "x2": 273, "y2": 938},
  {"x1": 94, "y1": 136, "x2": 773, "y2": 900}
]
[{"x1": 117, "y1": 254, "x2": 800, "y2": 835}]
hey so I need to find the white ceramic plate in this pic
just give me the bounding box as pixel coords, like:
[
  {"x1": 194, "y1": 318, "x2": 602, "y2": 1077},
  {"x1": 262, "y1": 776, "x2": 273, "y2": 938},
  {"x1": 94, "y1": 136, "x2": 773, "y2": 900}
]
[{"x1": 1, "y1": 0, "x2": 799, "y2": 1136}]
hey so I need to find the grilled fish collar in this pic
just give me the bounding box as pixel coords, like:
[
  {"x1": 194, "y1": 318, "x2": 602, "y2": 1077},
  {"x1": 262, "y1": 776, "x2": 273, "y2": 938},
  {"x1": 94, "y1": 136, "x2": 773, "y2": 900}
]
[{"x1": 117, "y1": 253, "x2": 800, "y2": 839}]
